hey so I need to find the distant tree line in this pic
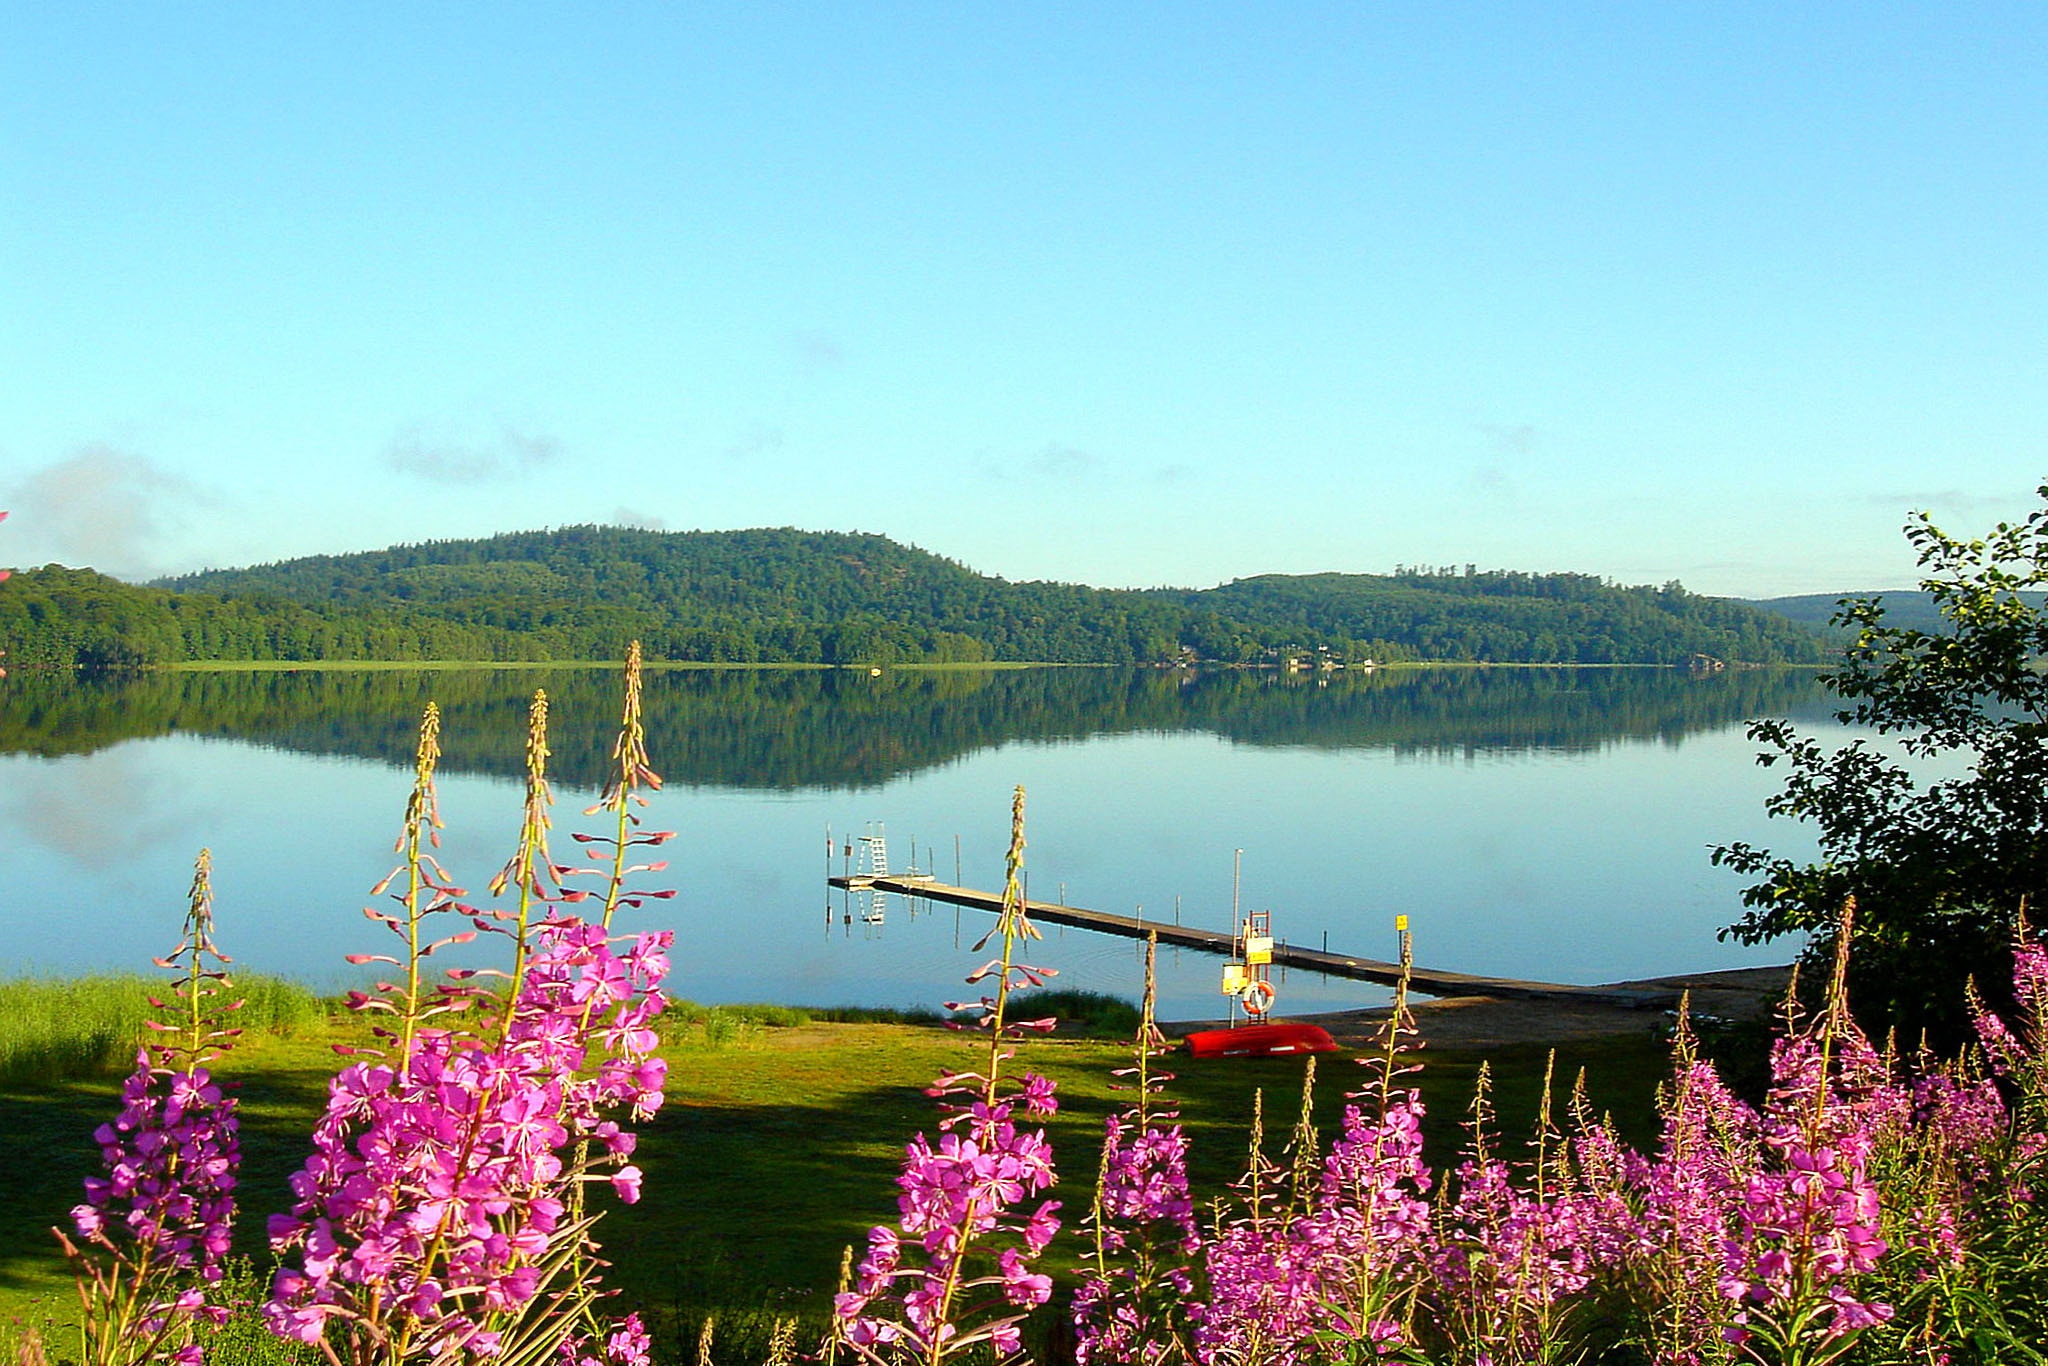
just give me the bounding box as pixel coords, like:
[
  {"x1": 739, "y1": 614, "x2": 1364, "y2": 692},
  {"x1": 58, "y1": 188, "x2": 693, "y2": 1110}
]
[{"x1": 0, "y1": 526, "x2": 1834, "y2": 670}]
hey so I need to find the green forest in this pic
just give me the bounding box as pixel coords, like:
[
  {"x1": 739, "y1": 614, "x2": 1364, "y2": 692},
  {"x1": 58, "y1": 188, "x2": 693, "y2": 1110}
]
[{"x1": 0, "y1": 525, "x2": 1833, "y2": 669}]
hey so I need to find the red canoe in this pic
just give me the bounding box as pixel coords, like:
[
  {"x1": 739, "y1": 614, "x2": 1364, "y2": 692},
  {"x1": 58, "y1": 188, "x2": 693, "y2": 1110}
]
[{"x1": 1182, "y1": 1022, "x2": 1340, "y2": 1059}]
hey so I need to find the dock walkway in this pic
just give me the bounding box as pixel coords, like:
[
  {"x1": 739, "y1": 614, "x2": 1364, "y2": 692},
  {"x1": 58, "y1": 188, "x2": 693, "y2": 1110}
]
[{"x1": 830, "y1": 874, "x2": 1677, "y2": 1009}]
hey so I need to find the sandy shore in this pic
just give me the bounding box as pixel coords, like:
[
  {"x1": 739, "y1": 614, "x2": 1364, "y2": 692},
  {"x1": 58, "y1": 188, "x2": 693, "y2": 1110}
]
[{"x1": 1161, "y1": 965, "x2": 1794, "y2": 1052}]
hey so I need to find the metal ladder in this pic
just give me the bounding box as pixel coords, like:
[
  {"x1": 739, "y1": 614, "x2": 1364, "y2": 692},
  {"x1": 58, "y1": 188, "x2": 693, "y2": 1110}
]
[{"x1": 858, "y1": 827, "x2": 889, "y2": 923}]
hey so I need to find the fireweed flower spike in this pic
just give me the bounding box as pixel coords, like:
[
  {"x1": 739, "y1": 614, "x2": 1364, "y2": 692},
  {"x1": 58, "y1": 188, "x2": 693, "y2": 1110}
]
[
  {"x1": 1863, "y1": 1051, "x2": 2011, "y2": 1358},
  {"x1": 1877, "y1": 915, "x2": 2048, "y2": 1356},
  {"x1": 1181, "y1": 927, "x2": 1420, "y2": 1366},
  {"x1": 561, "y1": 645, "x2": 674, "y2": 1235},
  {"x1": 1192, "y1": 1087, "x2": 1324, "y2": 1366},
  {"x1": 1972, "y1": 913, "x2": 2048, "y2": 1131},
  {"x1": 578, "y1": 643, "x2": 677, "y2": 936},
  {"x1": 1073, "y1": 936, "x2": 1200, "y2": 1366},
  {"x1": 1087, "y1": 901, "x2": 2048, "y2": 1361},
  {"x1": 1186, "y1": 918, "x2": 1434, "y2": 1366},
  {"x1": 487, "y1": 691, "x2": 573, "y2": 1000},
  {"x1": 1431, "y1": 1054, "x2": 1602, "y2": 1362},
  {"x1": 266, "y1": 667, "x2": 672, "y2": 1366},
  {"x1": 1717, "y1": 901, "x2": 1896, "y2": 1365},
  {"x1": 833, "y1": 787, "x2": 1063, "y2": 1366},
  {"x1": 57, "y1": 849, "x2": 243, "y2": 1366},
  {"x1": 1297, "y1": 917, "x2": 1432, "y2": 1359},
  {"x1": 1626, "y1": 999, "x2": 1757, "y2": 1363},
  {"x1": 346, "y1": 705, "x2": 478, "y2": 1071}
]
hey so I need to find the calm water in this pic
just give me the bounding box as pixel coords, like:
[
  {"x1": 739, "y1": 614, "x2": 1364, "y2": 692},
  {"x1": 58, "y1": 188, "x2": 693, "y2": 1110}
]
[{"x1": 0, "y1": 666, "x2": 1837, "y2": 1019}]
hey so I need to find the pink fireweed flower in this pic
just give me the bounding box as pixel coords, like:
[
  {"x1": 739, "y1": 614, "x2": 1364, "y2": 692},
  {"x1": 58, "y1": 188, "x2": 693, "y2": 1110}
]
[
  {"x1": 1189, "y1": 925, "x2": 1437, "y2": 1365},
  {"x1": 1430, "y1": 1149, "x2": 1608, "y2": 1359},
  {"x1": 59, "y1": 848, "x2": 244, "y2": 1366},
  {"x1": 1186, "y1": 1088, "x2": 1436, "y2": 1366},
  {"x1": 1716, "y1": 983, "x2": 1900, "y2": 1351},
  {"x1": 1627, "y1": 1051, "x2": 1761, "y2": 1359},
  {"x1": 266, "y1": 917, "x2": 671, "y2": 1358},
  {"x1": 1567, "y1": 1115, "x2": 1652, "y2": 1268},
  {"x1": 1971, "y1": 932, "x2": 2048, "y2": 1131},
  {"x1": 1719, "y1": 1140, "x2": 1892, "y2": 1341},
  {"x1": 2015, "y1": 938, "x2": 2048, "y2": 1018},
  {"x1": 835, "y1": 1091, "x2": 1062, "y2": 1361},
  {"x1": 1312, "y1": 1091, "x2": 1434, "y2": 1264},
  {"x1": 1911, "y1": 1068, "x2": 2007, "y2": 1194},
  {"x1": 73, "y1": 1052, "x2": 241, "y2": 1282},
  {"x1": 1073, "y1": 1109, "x2": 1200, "y2": 1366},
  {"x1": 836, "y1": 788, "x2": 1060, "y2": 1365},
  {"x1": 1191, "y1": 1221, "x2": 1329, "y2": 1366},
  {"x1": 1095, "y1": 1115, "x2": 1199, "y2": 1252},
  {"x1": 557, "y1": 1312, "x2": 653, "y2": 1366}
]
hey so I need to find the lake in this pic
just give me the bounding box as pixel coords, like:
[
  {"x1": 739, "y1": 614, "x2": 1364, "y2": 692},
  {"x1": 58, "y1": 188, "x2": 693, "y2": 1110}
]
[{"x1": 0, "y1": 665, "x2": 1838, "y2": 1020}]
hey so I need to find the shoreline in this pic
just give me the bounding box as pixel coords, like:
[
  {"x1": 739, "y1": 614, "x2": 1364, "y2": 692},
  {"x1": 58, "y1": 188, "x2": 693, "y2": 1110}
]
[{"x1": 1161, "y1": 964, "x2": 1794, "y2": 1052}]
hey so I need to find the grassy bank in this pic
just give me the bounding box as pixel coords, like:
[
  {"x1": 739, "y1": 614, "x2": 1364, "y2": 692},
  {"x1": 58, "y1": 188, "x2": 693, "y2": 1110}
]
[
  {"x1": 0, "y1": 973, "x2": 327, "y2": 1087},
  {"x1": 0, "y1": 998, "x2": 1671, "y2": 1357}
]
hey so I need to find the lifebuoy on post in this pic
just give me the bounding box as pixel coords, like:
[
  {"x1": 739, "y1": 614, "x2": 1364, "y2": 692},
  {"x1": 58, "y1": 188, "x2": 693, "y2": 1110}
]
[{"x1": 1239, "y1": 979, "x2": 1276, "y2": 1016}]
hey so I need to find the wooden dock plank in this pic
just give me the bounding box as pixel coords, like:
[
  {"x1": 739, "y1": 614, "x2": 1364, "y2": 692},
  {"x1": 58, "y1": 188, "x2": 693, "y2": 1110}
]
[{"x1": 829, "y1": 875, "x2": 1677, "y2": 1009}]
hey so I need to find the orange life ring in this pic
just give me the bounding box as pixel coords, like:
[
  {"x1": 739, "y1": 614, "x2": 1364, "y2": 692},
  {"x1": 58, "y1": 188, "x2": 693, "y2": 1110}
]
[{"x1": 1239, "y1": 980, "x2": 1276, "y2": 1016}]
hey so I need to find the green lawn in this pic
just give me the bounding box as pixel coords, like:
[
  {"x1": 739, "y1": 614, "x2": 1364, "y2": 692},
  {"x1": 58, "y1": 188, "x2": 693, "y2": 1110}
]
[{"x1": 0, "y1": 1004, "x2": 1672, "y2": 1359}]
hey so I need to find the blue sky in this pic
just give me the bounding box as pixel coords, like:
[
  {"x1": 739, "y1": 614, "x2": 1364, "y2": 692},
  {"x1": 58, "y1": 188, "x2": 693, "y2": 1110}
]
[{"x1": 3, "y1": 4, "x2": 2043, "y2": 595}]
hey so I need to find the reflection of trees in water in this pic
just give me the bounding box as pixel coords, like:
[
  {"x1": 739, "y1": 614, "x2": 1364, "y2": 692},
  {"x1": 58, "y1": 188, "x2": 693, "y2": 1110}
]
[
  {"x1": 1180, "y1": 667, "x2": 1838, "y2": 755},
  {"x1": 0, "y1": 666, "x2": 1829, "y2": 790}
]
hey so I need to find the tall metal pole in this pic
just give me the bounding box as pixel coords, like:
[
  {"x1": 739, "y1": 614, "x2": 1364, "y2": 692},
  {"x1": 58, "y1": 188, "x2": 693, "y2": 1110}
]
[{"x1": 1232, "y1": 848, "x2": 1243, "y2": 935}]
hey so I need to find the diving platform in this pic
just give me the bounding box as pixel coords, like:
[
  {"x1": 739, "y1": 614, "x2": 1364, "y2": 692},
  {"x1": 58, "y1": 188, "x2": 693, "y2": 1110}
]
[{"x1": 828, "y1": 873, "x2": 1679, "y2": 1009}]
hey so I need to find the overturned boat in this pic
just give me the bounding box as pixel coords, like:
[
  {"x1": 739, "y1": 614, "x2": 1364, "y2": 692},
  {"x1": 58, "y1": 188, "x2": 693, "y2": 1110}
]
[{"x1": 1182, "y1": 1021, "x2": 1339, "y2": 1058}]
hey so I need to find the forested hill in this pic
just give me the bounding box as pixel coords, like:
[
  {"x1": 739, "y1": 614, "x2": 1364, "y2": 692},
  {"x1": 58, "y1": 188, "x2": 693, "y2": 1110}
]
[
  {"x1": 1740, "y1": 590, "x2": 2048, "y2": 634},
  {"x1": 1190, "y1": 571, "x2": 1827, "y2": 667},
  {"x1": 0, "y1": 525, "x2": 1832, "y2": 668}
]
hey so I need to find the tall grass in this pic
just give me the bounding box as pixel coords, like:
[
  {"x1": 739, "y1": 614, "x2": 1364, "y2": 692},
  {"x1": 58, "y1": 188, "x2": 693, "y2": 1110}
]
[
  {"x1": 662, "y1": 1000, "x2": 950, "y2": 1050},
  {"x1": 0, "y1": 972, "x2": 327, "y2": 1086},
  {"x1": 663, "y1": 1000, "x2": 950, "y2": 1030},
  {"x1": 655, "y1": 993, "x2": 1133, "y2": 1039},
  {"x1": 665, "y1": 1000, "x2": 818, "y2": 1031},
  {"x1": 1006, "y1": 987, "x2": 1141, "y2": 1038},
  {"x1": 234, "y1": 974, "x2": 330, "y2": 1037}
]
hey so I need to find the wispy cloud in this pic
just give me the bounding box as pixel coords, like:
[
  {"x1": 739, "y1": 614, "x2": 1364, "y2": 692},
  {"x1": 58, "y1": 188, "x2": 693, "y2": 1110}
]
[
  {"x1": 1030, "y1": 443, "x2": 1102, "y2": 477},
  {"x1": 723, "y1": 424, "x2": 786, "y2": 462},
  {"x1": 611, "y1": 506, "x2": 668, "y2": 531},
  {"x1": 2, "y1": 445, "x2": 208, "y2": 579},
  {"x1": 1477, "y1": 422, "x2": 1538, "y2": 455},
  {"x1": 1462, "y1": 421, "x2": 1546, "y2": 499},
  {"x1": 1858, "y1": 488, "x2": 2026, "y2": 518},
  {"x1": 978, "y1": 441, "x2": 1108, "y2": 482},
  {"x1": 787, "y1": 330, "x2": 845, "y2": 368},
  {"x1": 384, "y1": 423, "x2": 564, "y2": 485}
]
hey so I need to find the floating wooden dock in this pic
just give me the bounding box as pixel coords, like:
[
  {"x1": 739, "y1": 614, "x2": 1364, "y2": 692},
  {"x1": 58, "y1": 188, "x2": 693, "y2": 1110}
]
[{"x1": 830, "y1": 874, "x2": 1678, "y2": 1009}]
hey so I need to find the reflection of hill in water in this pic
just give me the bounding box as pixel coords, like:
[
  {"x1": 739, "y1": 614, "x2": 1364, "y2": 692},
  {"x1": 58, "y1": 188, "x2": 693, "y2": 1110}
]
[{"x1": 0, "y1": 666, "x2": 1831, "y2": 790}]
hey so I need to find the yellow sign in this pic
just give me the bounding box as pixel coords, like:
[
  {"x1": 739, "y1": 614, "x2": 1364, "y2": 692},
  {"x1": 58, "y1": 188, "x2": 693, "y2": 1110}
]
[
  {"x1": 1395, "y1": 915, "x2": 1409, "y2": 932},
  {"x1": 1244, "y1": 935, "x2": 1273, "y2": 966},
  {"x1": 1220, "y1": 964, "x2": 1247, "y2": 993}
]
